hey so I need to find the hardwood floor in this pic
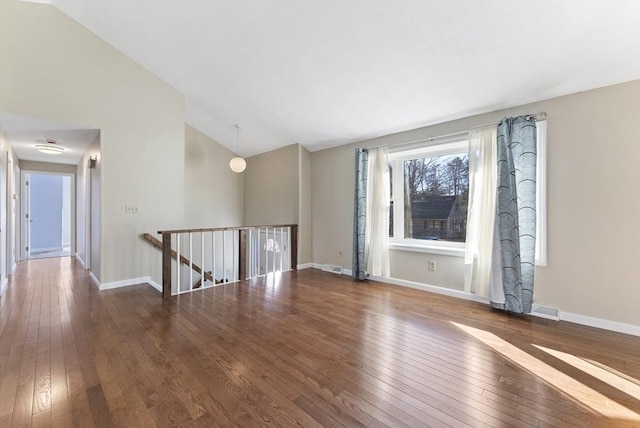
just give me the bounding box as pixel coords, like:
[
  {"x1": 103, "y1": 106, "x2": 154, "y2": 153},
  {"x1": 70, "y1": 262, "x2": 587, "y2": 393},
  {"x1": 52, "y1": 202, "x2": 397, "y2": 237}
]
[{"x1": 0, "y1": 258, "x2": 638, "y2": 427}]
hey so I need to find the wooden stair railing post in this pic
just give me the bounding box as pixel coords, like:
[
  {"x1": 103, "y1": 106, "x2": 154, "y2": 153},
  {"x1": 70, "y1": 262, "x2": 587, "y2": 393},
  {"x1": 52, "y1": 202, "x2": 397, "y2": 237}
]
[
  {"x1": 162, "y1": 232, "x2": 172, "y2": 297},
  {"x1": 291, "y1": 225, "x2": 298, "y2": 270},
  {"x1": 239, "y1": 229, "x2": 247, "y2": 281}
]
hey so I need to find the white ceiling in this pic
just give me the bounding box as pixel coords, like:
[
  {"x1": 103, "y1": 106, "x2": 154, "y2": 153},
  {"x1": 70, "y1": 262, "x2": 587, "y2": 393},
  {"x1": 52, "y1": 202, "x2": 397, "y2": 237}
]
[
  {"x1": 0, "y1": 113, "x2": 99, "y2": 165},
  {"x1": 19, "y1": 1, "x2": 640, "y2": 157}
]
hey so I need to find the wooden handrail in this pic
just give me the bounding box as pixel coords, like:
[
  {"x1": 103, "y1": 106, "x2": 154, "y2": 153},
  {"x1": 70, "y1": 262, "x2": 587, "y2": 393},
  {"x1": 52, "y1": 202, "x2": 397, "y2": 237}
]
[
  {"x1": 142, "y1": 233, "x2": 216, "y2": 289},
  {"x1": 157, "y1": 224, "x2": 297, "y2": 235}
]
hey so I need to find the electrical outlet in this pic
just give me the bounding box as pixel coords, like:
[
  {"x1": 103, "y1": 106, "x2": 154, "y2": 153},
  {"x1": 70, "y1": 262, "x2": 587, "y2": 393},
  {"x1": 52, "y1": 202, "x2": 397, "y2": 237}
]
[
  {"x1": 428, "y1": 260, "x2": 437, "y2": 271},
  {"x1": 125, "y1": 204, "x2": 139, "y2": 214},
  {"x1": 338, "y1": 250, "x2": 343, "y2": 258}
]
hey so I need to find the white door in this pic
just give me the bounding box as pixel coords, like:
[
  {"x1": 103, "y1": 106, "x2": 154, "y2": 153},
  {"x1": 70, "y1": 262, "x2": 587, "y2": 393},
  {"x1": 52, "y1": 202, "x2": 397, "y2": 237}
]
[{"x1": 21, "y1": 173, "x2": 30, "y2": 260}]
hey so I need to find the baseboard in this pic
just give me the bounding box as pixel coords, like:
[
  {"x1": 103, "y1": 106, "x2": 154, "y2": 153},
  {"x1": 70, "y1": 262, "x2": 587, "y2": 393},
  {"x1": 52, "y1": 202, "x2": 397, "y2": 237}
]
[
  {"x1": 0, "y1": 278, "x2": 8, "y2": 297},
  {"x1": 89, "y1": 272, "x2": 100, "y2": 289},
  {"x1": 99, "y1": 276, "x2": 152, "y2": 291},
  {"x1": 147, "y1": 279, "x2": 162, "y2": 292},
  {"x1": 312, "y1": 263, "x2": 639, "y2": 337},
  {"x1": 370, "y1": 274, "x2": 490, "y2": 305},
  {"x1": 560, "y1": 311, "x2": 640, "y2": 336},
  {"x1": 31, "y1": 246, "x2": 63, "y2": 253},
  {"x1": 297, "y1": 263, "x2": 314, "y2": 270},
  {"x1": 75, "y1": 253, "x2": 86, "y2": 269}
]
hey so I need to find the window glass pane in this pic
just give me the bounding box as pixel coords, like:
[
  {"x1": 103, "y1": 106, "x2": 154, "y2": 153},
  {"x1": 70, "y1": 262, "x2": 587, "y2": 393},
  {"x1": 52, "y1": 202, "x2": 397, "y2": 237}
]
[{"x1": 403, "y1": 153, "x2": 469, "y2": 242}]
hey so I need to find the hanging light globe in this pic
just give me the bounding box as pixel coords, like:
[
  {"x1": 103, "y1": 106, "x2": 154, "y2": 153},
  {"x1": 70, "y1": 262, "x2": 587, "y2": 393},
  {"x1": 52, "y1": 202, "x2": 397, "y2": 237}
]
[
  {"x1": 229, "y1": 156, "x2": 246, "y2": 173},
  {"x1": 229, "y1": 124, "x2": 246, "y2": 173}
]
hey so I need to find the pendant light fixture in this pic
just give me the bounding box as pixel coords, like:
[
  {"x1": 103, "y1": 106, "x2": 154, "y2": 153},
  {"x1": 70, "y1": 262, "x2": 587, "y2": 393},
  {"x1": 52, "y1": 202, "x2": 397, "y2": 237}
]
[{"x1": 229, "y1": 124, "x2": 246, "y2": 173}]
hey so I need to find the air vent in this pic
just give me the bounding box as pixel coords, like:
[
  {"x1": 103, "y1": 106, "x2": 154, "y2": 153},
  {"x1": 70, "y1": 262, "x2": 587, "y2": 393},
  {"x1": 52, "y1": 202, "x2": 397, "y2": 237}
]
[{"x1": 321, "y1": 264, "x2": 343, "y2": 274}]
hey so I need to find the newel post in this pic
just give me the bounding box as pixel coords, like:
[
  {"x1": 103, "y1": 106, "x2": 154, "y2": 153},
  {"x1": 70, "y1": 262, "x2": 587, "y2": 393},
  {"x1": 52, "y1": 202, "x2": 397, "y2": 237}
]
[
  {"x1": 161, "y1": 232, "x2": 172, "y2": 297},
  {"x1": 238, "y1": 229, "x2": 247, "y2": 280},
  {"x1": 291, "y1": 225, "x2": 298, "y2": 270}
]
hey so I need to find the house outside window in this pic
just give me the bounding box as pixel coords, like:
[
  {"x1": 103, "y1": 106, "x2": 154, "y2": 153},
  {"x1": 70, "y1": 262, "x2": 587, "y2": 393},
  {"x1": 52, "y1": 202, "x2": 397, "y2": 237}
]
[{"x1": 388, "y1": 137, "x2": 469, "y2": 253}]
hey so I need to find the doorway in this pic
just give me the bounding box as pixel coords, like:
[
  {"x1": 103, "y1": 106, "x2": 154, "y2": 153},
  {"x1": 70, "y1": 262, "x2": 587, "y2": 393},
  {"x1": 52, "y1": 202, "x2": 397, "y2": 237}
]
[{"x1": 21, "y1": 171, "x2": 75, "y2": 260}]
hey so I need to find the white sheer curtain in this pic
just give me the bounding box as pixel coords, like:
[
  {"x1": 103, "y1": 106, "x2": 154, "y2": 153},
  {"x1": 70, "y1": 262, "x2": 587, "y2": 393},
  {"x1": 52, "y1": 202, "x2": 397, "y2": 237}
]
[
  {"x1": 365, "y1": 147, "x2": 390, "y2": 277},
  {"x1": 464, "y1": 126, "x2": 497, "y2": 296}
]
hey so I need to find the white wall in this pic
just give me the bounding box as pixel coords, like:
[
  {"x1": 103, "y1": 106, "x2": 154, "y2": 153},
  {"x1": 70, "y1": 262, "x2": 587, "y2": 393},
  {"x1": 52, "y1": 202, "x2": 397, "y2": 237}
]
[
  {"x1": 1, "y1": 0, "x2": 185, "y2": 284},
  {"x1": 311, "y1": 80, "x2": 640, "y2": 327},
  {"x1": 76, "y1": 135, "x2": 101, "y2": 274}
]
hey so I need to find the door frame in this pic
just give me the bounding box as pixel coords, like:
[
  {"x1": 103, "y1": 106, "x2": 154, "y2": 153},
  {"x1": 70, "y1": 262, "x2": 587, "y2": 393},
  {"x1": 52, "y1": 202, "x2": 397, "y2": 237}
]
[{"x1": 20, "y1": 170, "x2": 76, "y2": 260}]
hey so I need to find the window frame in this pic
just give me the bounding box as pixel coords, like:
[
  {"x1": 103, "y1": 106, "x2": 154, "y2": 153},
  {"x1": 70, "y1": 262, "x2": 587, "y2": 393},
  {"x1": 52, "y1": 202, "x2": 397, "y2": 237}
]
[
  {"x1": 387, "y1": 122, "x2": 547, "y2": 265},
  {"x1": 388, "y1": 137, "x2": 469, "y2": 256}
]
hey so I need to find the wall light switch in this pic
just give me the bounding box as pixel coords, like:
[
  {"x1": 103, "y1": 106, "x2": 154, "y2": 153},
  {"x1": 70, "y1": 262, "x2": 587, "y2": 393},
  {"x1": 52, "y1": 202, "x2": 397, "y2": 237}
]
[
  {"x1": 428, "y1": 260, "x2": 437, "y2": 271},
  {"x1": 125, "y1": 204, "x2": 139, "y2": 214}
]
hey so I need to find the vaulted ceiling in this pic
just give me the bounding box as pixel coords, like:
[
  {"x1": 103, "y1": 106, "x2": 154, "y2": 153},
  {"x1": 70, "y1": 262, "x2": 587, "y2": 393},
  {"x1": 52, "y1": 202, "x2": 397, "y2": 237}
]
[{"x1": 23, "y1": 1, "x2": 640, "y2": 156}]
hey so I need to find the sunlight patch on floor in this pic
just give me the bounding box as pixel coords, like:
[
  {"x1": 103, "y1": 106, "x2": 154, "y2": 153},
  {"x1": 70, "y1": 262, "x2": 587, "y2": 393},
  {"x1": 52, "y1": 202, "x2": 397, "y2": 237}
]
[
  {"x1": 533, "y1": 344, "x2": 640, "y2": 401},
  {"x1": 451, "y1": 321, "x2": 640, "y2": 422}
]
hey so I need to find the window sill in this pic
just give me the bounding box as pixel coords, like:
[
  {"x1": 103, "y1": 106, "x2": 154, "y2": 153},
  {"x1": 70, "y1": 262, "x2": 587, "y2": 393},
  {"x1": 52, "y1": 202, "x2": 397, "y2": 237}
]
[{"x1": 389, "y1": 243, "x2": 465, "y2": 258}]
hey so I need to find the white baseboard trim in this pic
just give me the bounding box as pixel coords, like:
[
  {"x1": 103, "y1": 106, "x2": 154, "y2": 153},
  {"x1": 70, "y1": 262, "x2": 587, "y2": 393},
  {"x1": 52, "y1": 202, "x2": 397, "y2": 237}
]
[
  {"x1": 370, "y1": 275, "x2": 490, "y2": 305},
  {"x1": 75, "y1": 253, "x2": 86, "y2": 269},
  {"x1": 89, "y1": 272, "x2": 100, "y2": 289},
  {"x1": 91, "y1": 274, "x2": 162, "y2": 293},
  {"x1": 99, "y1": 276, "x2": 152, "y2": 291},
  {"x1": 31, "y1": 246, "x2": 63, "y2": 253},
  {"x1": 560, "y1": 311, "x2": 640, "y2": 336},
  {"x1": 147, "y1": 279, "x2": 162, "y2": 292},
  {"x1": 297, "y1": 263, "x2": 314, "y2": 270},
  {"x1": 0, "y1": 278, "x2": 8, "y2": 297},
  {"x1": 311, "y1": 263, "x2": 639, "y2": 336}
]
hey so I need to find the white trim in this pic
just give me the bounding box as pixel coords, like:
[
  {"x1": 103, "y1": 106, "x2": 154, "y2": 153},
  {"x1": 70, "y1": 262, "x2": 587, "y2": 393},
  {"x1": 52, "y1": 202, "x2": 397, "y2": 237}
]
[
  {"x1": 75, "y1": 253, "x2": 86, "y2": 269},
  {"x1": 0, "y1": 278, "x2": 7, "y2": 297},
  {"x1": 99, "y1": 276, "x2": 151, "y2": 291},
  {"x1": 389, "y1": 243, "x2": 465, "y2": 257},
  {"x1": 297, "y1": 263, "x2": 314, "y2": 270},
  {"x1": 89, "y1": 271, "x2": 100, "y2": 289},
  {"x1": 11, "y1": 263, "x2": 16, "y2": 275},
  {"x1": 560, "y1": 311, "x2": 639, "y2": 337},
  {"x1": 147, "y1": 278, "x2": 162, "y2": 292},
  {"x1": 31, "y1": 246, "x2": 63, "y2": 253},
  {"x1": 370, "y1": 274, "x2": 490, "y2": 304},
  {"x1": 535, "y1": 121, "x2": 547, "y2": 266}
]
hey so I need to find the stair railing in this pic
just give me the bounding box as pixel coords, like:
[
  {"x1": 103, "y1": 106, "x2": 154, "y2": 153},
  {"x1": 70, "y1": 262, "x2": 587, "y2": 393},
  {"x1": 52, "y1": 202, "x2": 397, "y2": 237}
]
[{"x1": 154, "y1": 225, "x2": 298, "y2": 297}]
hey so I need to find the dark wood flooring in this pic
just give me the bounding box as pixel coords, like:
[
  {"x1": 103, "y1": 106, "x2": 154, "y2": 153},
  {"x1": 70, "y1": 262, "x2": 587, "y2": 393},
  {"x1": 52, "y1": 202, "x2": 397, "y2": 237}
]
[{"x1": 0, "y1": 257, "x2": 638, "y2": 427}]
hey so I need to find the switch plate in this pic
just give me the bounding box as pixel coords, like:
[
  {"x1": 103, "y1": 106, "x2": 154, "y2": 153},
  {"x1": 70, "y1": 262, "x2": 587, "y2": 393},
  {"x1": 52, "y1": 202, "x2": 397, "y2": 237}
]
[
  {"x1": 428, "y1": 260, "x2": 437, "y2": 271},
  {"x1": 125, "y1": 204, "x2": 139, "y2": 214}
]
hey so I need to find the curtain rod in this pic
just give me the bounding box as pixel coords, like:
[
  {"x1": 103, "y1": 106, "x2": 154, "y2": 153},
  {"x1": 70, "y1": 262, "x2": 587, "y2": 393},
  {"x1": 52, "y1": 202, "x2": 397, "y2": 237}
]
[{"x1": 364, "y1": 112, "x2": 546, "y2": 152}]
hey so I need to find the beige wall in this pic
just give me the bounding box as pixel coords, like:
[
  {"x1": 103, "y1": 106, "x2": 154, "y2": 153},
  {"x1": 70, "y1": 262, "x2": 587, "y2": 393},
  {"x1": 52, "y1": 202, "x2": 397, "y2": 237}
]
[
  {"x1": 19, "y1": 160, "x2": 77, "y2": 175},
  {"x1": 184, "y1": 125, "x2": 243, "y2": 228},
  {"x1": 244, "y1": 143, "x2": 313, "y2": 266},
  {"x1": 244, "y1": 144, "x2": 300, "y2": 226},
  {"x1": 298, "y1": 146, "x2": 312, "y2": 265},
  {"x1": 1, "y1": 0, "x2": 185, "y2": 284},
  {"x1": 312, "y1": 80, "x2": 640, "y2": 326}
]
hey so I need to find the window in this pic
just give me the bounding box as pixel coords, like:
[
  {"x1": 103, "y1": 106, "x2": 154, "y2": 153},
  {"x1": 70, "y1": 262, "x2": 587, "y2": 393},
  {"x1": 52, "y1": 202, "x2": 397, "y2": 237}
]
[
  {"x1": 387, "y1": 121, "x2": 547, "y2": 263},
  {"x1": 389, "y1": 137, "x2": 469, "y2": 253}
]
